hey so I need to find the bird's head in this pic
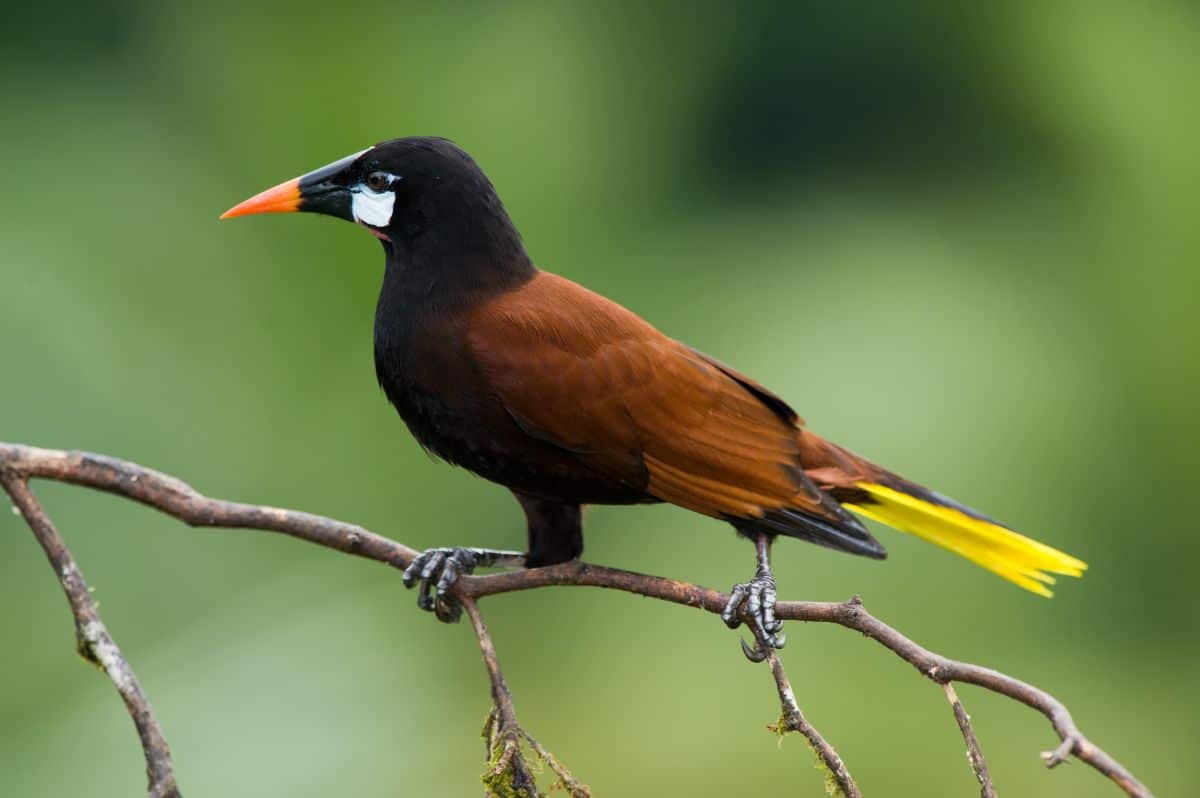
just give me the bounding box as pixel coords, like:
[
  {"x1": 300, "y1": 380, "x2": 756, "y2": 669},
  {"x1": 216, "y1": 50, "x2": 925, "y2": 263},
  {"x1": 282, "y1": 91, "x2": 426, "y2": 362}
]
[{"x1": 221, "y1": 137, "x2": 521, "y2": 253}]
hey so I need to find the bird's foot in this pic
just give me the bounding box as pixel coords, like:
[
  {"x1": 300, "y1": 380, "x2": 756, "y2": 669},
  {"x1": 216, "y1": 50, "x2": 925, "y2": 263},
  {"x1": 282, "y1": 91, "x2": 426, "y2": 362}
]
[
  {"x1": 721, "y1": 571, "x2": 785, "y2": 662},
  {"x1": 402, "y1": 547, "x2": 523, "y2": 623},
  {"x1": 402, "y1": 547, "x2": 482, "y2": 623}
]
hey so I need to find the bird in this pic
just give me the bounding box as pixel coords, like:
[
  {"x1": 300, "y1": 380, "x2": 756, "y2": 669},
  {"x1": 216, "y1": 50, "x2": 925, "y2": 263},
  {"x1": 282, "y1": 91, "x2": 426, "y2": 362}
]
[{"x1": 221, "y1": 137, "x2": 1085, "y2": 659}]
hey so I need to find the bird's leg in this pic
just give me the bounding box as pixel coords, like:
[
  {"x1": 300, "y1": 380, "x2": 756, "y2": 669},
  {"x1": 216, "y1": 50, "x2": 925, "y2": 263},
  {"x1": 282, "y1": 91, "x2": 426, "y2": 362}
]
[
  {"x1": 402, "y1": 547, "x2": 525, "y2": 623},
  {"x1": 721, "y1": 532, "x2": 785, "y2": 662}
]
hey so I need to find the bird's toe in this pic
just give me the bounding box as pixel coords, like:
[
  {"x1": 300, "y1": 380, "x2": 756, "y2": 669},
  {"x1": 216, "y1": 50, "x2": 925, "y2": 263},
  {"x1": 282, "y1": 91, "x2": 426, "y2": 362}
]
[{"x1": 722, "y1": 582, "x2": 750, "y2": 629}]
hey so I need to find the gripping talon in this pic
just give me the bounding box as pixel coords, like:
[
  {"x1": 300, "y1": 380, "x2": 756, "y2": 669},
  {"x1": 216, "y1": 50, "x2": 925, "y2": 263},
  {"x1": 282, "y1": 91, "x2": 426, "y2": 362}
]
[
  {"x1": 403, "y1": 547, "x2": 512, "y2": 624},
  {"x1": 416, "y1": 576, "x2": 436, "y2": 611},
  {"x1": 761, "y1": 585, "x2": 778, "y2": 630},
  {"x1": 722, "y1": 583, "x2": 749, "y2": 629},
  {"x1": 435, "y1": 557, "x2": 461, "y2": 596},
  {"x1": 740, "y1": 637, "x2": 768, "y2": 662},
  {"x1": 725, "y1": 534, "x2": 786, "y2": 660},
  {"x1": 419, "y1": 551, "x2": 447, "y2": 581},
  {"x1": 402, "y1": 556, "x2": 424, "y2": 588},
  {"x1": 434, "y1": 595, "x2": 462, "y2": 623}
]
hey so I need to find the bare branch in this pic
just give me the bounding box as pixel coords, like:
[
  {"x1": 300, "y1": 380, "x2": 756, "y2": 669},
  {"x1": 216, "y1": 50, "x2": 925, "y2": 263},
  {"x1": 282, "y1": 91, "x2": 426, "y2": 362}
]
[
  {"x1": 0, "y1": 443, "x2": 417, "y2": 568},
  {"x1": 1, "y1": 471, "x2": 180, "y2": 798},
  {"x1": 943, "y1": 682, "x2": 996, "y2": 798},
  {"x1": 765, "y1": 649, "x2": 859, "y2": 798},
  {"x1": 462, "y1": 572, "x2": 1151, "y2": 797},
  {"x1": 464, "y1": 598, "x2": 590, "y2": 797},
  {"x1": 463, "y1": 598, "x2": 539, "y2": 796},
  {"x1": 0, "y1": 442, "x2": 1155, "y2": 797},
  {"x1": 521, "y1": 732, "x2": 590, "y2": 798}
]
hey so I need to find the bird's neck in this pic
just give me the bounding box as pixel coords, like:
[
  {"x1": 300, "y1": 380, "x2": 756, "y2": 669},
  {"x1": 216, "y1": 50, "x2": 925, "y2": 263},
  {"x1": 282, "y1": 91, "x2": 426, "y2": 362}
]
[
  {"x1": 378, "y1": 200, "x2": 536, "y2": 308},
  {"x1": 375, "y1": 243, "x2": 535, "y2": 329}
]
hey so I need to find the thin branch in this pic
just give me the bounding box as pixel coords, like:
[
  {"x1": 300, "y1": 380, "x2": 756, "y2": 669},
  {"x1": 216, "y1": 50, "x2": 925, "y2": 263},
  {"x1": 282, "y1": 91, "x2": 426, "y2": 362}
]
[
  {"x1": 943, "y1": 682, "x2": 996, "y2": 798},
  {"x1": 463, "y1": 598, "x2": 539, "y2": 796},
  {"x1": 0, "y1": 442, "x2": 1155, "y2": 798},
  {"x1": 1, "y1": 471, "x2": 180, "y2": 798},
  {"x1": 765, "y1": 649, "x2": 859, "y2": 798},
  {"x1": 521, "y1": 732, "x2": 590, "y2": 798},
  {"x1": 0, "y1": 443, "x2": 418, "y2": 568},
  {"x1": 462, "y1": 572, "x2": 1150, "y2": 797},
  {"x1": 464, "y1": 597, "x2": 590, "y2": 798}
]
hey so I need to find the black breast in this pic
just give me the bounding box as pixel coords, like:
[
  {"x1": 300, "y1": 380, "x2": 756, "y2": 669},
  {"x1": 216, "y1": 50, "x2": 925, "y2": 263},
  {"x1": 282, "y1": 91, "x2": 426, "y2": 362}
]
[{"x1": 372, "y1": 274, "x2": 650, "y2": 505}]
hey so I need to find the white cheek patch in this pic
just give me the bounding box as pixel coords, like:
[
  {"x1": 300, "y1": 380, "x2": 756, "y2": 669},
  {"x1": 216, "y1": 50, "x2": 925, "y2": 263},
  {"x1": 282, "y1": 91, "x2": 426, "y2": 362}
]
[{"x1": 352, "y1": 189, "x2": 395, "y2": 227}]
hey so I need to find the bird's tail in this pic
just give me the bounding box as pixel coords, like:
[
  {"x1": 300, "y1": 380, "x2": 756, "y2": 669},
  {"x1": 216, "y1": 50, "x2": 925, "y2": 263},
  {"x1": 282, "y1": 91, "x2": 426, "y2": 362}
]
[{"x1": 802, "y1": 435, "x2": 1087, "y2": 596}]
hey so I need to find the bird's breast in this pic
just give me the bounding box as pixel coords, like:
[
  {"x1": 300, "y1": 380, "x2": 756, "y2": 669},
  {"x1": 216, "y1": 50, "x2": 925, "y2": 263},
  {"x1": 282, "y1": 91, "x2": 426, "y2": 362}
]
[
  {"x1": 374, "y1": 311, "x2": 482, "y2": 454},
  {"x1": 371, "y1": 308, "x2": 649, "y2": 505}
]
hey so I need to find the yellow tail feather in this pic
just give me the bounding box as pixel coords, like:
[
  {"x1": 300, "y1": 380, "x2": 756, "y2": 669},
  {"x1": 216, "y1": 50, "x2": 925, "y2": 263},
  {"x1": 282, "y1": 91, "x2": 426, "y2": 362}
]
[{"x1": 845, "y1": 483, "x2": 1086, "y2": 597}]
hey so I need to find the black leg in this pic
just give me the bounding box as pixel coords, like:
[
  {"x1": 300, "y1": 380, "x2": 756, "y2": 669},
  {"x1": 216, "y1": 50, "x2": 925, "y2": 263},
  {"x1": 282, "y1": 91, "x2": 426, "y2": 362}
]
[
  {"x1": 721, "y1": 532, "x2": 786, "y2": 661},
  {"x1": 402, "y1": 491, "x2": 582, "y2": 624},
  {"x1": 513, "y1": 492, "x2": 583, "y2": 568}
]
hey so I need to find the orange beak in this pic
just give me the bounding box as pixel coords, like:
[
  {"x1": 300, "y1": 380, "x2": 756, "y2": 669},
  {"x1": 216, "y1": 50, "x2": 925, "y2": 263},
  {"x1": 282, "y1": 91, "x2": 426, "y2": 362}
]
[
  {"x1": 220, "y1": 148, "x2": 366, "y2": 222},
  {"x1": 220, "y1": 177, "x2": 302, "y2": 220}
]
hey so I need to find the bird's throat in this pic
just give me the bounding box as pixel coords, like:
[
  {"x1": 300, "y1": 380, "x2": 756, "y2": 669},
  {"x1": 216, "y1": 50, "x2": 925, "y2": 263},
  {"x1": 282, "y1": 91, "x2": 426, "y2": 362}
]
[{"x1": 372, "y1": 242, "x2": 536, "y2": 398}]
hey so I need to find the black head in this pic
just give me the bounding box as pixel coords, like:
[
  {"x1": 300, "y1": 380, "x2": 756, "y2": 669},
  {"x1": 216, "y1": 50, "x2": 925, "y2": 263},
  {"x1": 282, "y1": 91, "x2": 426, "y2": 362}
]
[{"x1": 222, "y1": 137, "x2": 531, "y2": 273}]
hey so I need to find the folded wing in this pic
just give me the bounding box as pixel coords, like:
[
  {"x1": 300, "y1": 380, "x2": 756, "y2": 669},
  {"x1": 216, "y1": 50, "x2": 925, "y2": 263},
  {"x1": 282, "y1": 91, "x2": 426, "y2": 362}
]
[{"x1": 466, "y1": 272, "x2": 884, "y2": 558}]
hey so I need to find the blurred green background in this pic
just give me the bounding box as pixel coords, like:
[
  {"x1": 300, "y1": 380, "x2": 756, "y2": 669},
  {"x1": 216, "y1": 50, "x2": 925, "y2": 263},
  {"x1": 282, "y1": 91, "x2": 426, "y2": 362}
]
[{"x1": 3, "y1": 1, "x2": 1197, "y2": 795}]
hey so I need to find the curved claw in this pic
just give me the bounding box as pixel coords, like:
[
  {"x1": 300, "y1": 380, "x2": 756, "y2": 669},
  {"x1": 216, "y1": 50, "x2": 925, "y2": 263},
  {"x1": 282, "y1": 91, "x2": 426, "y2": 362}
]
[
  {"x1": 434, "y1": 595, "x2": 463, "y2": 623},
  {"x1": 740, "y1": 637, "x2": 768, "y2": 662}
]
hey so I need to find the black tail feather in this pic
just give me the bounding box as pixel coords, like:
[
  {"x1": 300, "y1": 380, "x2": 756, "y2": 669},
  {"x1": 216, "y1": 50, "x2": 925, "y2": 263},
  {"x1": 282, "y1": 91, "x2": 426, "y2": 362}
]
[{"x1": 732, "y1": 507, "x2": 887, "y2": 559}]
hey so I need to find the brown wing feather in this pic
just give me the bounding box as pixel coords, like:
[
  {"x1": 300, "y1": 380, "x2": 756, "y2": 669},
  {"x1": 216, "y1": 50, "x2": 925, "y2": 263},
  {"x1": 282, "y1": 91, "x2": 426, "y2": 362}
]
[{"x1": 467, "y1": 272, "x2": 881, "y2": 555}]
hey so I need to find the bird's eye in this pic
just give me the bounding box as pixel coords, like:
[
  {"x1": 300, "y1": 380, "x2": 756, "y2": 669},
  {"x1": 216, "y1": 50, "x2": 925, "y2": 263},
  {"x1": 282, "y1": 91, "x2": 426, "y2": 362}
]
[{"x1": 366, "y1": 171, "x2": 391, "y2": 192}]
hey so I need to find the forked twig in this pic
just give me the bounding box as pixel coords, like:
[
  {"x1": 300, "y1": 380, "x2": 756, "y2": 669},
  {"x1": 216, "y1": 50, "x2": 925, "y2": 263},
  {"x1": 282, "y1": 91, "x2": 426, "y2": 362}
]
[
  {"x1": 465, "y1": 598, "x2": 590, "y2": 797},
  {"x1": 464, "y1": 598, "x2": 540, "y2": 796},
  {"x1": 765, "y1": 648, "x2": 859, "y2": 798}
]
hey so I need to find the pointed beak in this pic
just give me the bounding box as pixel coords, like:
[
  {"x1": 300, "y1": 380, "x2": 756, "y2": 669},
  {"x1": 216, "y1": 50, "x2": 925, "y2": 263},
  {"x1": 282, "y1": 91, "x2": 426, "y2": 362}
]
[
  {"x1": 220, "y1": 149, "x2": 366, "y2": 222},
  {"x1": 220, "y1": 177, "x2": 301, "y2": 219}
]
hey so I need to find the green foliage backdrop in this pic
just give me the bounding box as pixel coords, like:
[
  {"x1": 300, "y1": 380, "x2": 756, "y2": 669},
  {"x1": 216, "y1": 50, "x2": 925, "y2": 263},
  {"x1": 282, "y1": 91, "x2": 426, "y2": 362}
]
[{"x1": 2, "y1": 2, "x2": 1196, "y2": 795}]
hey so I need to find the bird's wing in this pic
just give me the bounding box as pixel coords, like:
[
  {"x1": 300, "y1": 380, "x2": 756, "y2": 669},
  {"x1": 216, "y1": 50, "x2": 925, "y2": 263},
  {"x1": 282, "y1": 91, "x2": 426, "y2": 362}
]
[{"x1": 466, "y1": 272, "x2": 881, "y2": 555}]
